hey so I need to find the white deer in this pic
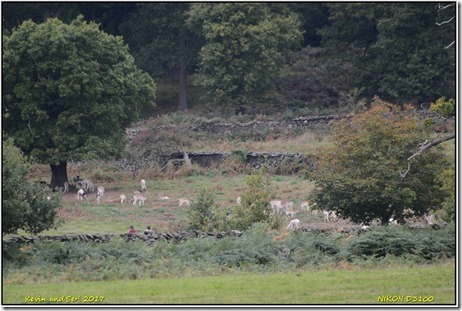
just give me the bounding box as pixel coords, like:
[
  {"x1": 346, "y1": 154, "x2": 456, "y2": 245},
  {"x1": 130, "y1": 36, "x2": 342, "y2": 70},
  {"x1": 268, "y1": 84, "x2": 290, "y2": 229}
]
[
  {"x1": 269, "y1": 200, "x2": 283, "y2": 215},
  {"x1": 96, "y1": 186, "x2": 105, "y2": 205},
  {"x1": 300, "y1": 201, "x2": 316, "y2": 212},
  {"x1": 140, "y1": 179, "x2": 147, "y2": 192},
  {"x1": 133, "y1": 194, "x2": 146, "y2": 206},
  {"x1": 178, "y1": 198, "x2": 191, "y2": 207},
  {"x1": 287, "y1": 219, "x2": 300, "y2": 230},
  {"x1": 77, "y1": 189, "x2": 87, "y2": 201},
  {"x1": 120, "y1": 194, "x2": 127, "y2": 204}
]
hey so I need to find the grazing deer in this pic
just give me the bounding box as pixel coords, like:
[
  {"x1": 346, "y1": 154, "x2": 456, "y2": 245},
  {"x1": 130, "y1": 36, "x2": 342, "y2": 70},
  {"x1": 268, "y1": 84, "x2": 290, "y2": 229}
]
[
  {"x1": 287, "y1": 219, "x2": 300, "y2": 230},
  {"x1": 178, "y1": 198, "x2": 191, "y2": 207},
  {"x1": 133, "y1": 194, "x2": 146, "y2": 206},
  {"x1": 300, "y1": 201, "x2": 316, "y2": 212},
  {"x1": 77, "y1": 189, "x2": 87, "y2": 201}
]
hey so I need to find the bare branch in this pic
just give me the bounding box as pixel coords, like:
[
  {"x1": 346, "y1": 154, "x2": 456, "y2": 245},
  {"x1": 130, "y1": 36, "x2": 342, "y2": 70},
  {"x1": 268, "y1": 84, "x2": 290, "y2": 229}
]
[
  {"x1": 438, "y1": 3, "x2": 455, "y2": 11},
  {"x1": 436, "y1": 16, "x2": 455, "y2": 26},
  {"x1": 445, "y1": 41, "x2": 455, "y2": 49},
  {"x1": 407, "y1": 133, "x2": 455, "y2": 161},
  {"x1": 399, "y1": 162, "x2": 411, "y2": 180}
]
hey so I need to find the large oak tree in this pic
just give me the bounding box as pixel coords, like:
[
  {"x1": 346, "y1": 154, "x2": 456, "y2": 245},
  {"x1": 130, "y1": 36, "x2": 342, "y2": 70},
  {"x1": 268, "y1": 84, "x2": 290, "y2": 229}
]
[{"x1": 2, "y1": 16, "x2": 156, "y2": 189}]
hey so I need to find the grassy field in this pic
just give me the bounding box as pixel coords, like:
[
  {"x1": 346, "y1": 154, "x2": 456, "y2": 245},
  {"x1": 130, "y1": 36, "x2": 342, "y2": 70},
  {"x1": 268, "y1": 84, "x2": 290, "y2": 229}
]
[
  {"x1": 5, "y1": 109, "x2": 456, "y2": 307},
  {"x1": 3, "y1": 263, "x2": 455, "y2": 305},
  {"x1": 18, "y1": 174, "x2": 319, "y2": 235}
]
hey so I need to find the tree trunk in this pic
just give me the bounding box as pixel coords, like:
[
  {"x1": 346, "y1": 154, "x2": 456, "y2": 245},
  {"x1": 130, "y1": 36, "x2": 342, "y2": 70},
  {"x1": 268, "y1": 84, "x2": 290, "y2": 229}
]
[
  {"x1": 50, "y1": 161, "x2": 68, "y2": 190},
  {"x1": 178, "y1": 21, "x2": 188, "y2": 111},
  {"x1": 178, "y1": 64, "x2": 188, "y2": 111}
]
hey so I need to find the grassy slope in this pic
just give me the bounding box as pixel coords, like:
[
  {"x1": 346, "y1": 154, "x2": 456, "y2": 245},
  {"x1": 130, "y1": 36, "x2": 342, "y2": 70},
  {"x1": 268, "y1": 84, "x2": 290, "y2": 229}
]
[
  {"x1": 3, "y1": 263, "x2": 455, "y2": 305},
  {"x1": 12, "y1": 174, "x2": 317, "y2": 236}
]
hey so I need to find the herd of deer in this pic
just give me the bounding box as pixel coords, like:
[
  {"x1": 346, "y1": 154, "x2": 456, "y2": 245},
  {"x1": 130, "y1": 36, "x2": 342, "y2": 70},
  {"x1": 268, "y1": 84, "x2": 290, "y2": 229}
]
[
  {"x1": 46, "y1": 177, "x2": 438, "y2": 231},
  {"x1": 71, "y1": 177, "x2": 191, "y2": 208}
]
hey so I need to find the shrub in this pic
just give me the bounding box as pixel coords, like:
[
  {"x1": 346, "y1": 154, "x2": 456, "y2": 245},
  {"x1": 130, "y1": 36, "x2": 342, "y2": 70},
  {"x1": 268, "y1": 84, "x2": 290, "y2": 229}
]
[
  {"x1": 188, "y1": 188, "x2": 217, "y2": 231},
  {"x1": 230, "y1": 170, "x2": 274, "y2": 230}
]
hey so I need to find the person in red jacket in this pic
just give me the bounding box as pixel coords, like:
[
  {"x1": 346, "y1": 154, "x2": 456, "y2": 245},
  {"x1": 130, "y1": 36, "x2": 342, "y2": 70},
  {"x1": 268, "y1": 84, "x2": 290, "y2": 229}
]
[{"x1": 129, "y1": 225, "x2": 137, "y2": 234}]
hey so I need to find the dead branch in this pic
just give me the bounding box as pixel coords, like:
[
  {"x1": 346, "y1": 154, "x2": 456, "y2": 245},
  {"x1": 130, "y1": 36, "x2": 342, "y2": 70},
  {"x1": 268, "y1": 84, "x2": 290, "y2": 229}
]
[
  {"x1": 407, "y1": 132, "x2": 455, "y2": 161},
  {"x1": 399, "y1": 162, "x2": 412, "y2": 180},
  {"x1": 399, "y1": 132, "x2": 455, "y2": 181},
  {"x1": 436, "y1": 16, "x2": 455, "y2": 26},
  {"x1": 445, "y1": 41, "x2": 455, "y2": 49},
  {"x1": 438, "y1": 3, "x2": 455, "y2": 11}
]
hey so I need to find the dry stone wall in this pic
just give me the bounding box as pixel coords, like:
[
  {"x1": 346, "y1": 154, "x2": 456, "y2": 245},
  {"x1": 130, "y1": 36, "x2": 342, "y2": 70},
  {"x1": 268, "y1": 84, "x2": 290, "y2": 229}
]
[{"x1": 3, "y1": 227, "x2": 372, "y2": 246}]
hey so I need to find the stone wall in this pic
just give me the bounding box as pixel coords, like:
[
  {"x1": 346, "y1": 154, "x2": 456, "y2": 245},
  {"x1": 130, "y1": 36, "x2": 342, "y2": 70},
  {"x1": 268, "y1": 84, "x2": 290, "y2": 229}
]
[
  {"x1": 191, "y1": 115, "x2": 344, "y2": 135},
  {"x1": 3, "y1": 226, "x2": 368, "y2": 246}
]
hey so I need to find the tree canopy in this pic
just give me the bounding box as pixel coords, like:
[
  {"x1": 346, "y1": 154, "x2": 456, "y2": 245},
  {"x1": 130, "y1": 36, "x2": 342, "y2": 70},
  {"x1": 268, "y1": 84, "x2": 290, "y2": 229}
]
[
  {"x1": 2, "y1": 16, "x2": 156, "y2": 187},
  {"x1": 311, "y1": 101, "x2": 448, "y2": 225},
  {"x1": 3, "y1": 137, "x2": 61, "y2": 235},
  {"x1": 1, "y1": 3, "x2": 455, "y2": 112},
  {"x1": 187, "y1": 3, "x2": 302, "y2": 110}
]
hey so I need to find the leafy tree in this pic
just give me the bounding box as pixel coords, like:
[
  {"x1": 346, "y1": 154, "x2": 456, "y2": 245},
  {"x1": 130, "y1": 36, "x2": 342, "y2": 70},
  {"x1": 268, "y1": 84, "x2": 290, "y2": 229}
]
[
  {"x1": 311, "y1": 100, "x2": 447, "y2": 225},
  {"x1": 288, "y1": 3, "x2": 330, "y2": 47},
  {"x1": 187, "y1": 3, "x2": 302, "y2": 111},
  {"x1": 2, "y1": 16, "x2": 156, "y2": 189},
  {"x1": 3, "y1": 137, "x2": 61, "y2": 235},
  {"x1": 120, "y1": 3, "x2": 201, "y2": 111},
  {"x1": 188, "y1": 188, "x2": 216, "y2": 231},
  {"x1": 357, "y1": 3, "x2": 454, "y2": 103},
  {"x1": 319, "y1": 3, "x2": 455, "y2": 104},
  {"x1": 430, "y1": 96, "x2": 455, "y2": 118},
  {"x1": 231, "y1": 170, "x2": 274, "y2": 230},
  {"x1": 1, "y1": 3, "x2": 137, "y2": 36}
]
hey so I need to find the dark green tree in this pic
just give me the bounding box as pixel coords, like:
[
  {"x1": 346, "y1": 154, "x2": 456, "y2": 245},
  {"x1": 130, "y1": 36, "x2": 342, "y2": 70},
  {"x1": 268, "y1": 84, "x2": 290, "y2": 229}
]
[
  {"x1": 3, "y1": 137, "x2": 61, "y2": 235},
  {"x1": 288, "y1": 3, "x2": 330, "y2": 47},
  {"x1": 1, "y1": 3, "x2": 137, "y2": 35},
  {"x1": 187, "y1": 3, "x2": 302, "y2": 111},
  {"x1": 356, "y1": 3, "x2": 454, "y2": 103},
  {"x1": 319, "y1": 3, "x2": 455, "y2": 104},
  {"x1": 2, "y1": 17, "x2": 156, "y2": 189},
  {"x1": 120, "y1": 3, "x2": 200, "y2": 111},
  {"x1": 311, "y1": 100, "x2": 447, "y2": 225}
]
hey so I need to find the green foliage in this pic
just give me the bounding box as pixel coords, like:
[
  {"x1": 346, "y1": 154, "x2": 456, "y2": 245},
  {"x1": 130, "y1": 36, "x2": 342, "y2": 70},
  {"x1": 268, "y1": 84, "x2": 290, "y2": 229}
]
[
  {"x1": 188, "y1": 188, "x2": 217, "y2": 231},
  {"x1": 120, "y1": 3, "x2": 199, "y2": 78},
  {"x1": 312, "y1": 101, "x2": 447, "y2": 225},
  {"x1": 430, "y1": 97, "x2": 456, "y2": 118},
  {"x1": 277, "y1": 47, "x2": 359, "y2": 110},
  {"x1": 187, "y1": 3, "x2": 302, "y2": 109},
  {"x1": 4, "y1": 225, "x2": 454, "y2": 285},
  {"x1": 2, "y1": 16, "x2": 156, "y2": 165},
  {"x1": 437, "y1": 167, "x2": 455, "y2": 222},
  {"x1": 2, "y1": 138, "x2": 61, "y2": 235},
  {"x1": 319, "y1": 3, "x2": 455, "y2": 104},
  {"x1": 348, "y1": 224, "x2": 455, "y2": 261},
  {"x1": 230, "y1": 170, "x2": 274, "y2": 230}
]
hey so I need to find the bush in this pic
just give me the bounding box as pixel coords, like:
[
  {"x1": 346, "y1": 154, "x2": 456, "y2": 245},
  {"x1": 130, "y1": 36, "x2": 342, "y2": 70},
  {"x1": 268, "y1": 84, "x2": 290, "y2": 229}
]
[
  {"x1": 230, "y1": 170, "x2": 274, "y2": 230},
  {"x1": 188, "y1": 188, "x2": 217, "y2": 231},
  {"x1": 347, "y1": 225, "x2": 455, "y2": 261}
]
